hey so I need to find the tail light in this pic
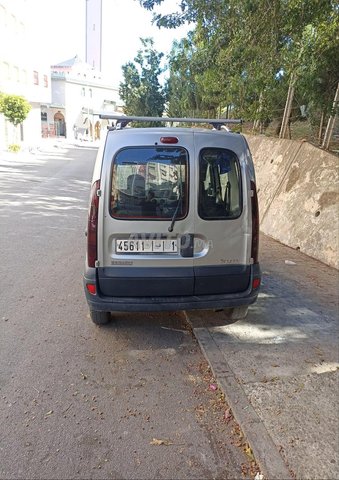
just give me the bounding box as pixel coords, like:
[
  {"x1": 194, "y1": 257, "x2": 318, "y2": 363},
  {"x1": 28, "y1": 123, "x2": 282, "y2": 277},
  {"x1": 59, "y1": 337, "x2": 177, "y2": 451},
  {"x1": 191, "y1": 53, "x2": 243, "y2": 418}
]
[
  {"x1": 250, "y1": 180, "x2": 259, "y2": 264},
  {"x1": 86, "y1": 283, "x2": 96, "y2": 295},
  {"x1": 160, "y1": 136, "x2": 179, "y2": 144},
  {"x1": 87, "y1": 180, "x2": 100, "y2": 268}
]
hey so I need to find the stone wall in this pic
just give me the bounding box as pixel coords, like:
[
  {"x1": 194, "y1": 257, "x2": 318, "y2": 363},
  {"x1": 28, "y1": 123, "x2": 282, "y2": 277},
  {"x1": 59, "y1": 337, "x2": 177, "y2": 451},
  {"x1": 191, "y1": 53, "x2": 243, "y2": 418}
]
[{"x1": 246, "y1": 135, "x2": 339, "y2": 269}]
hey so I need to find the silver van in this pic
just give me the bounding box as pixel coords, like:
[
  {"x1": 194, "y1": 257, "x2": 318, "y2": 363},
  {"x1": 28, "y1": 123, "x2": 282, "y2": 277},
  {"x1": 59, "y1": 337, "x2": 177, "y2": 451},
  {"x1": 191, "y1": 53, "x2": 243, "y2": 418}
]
[{"x1": 84, "y1": 116, "x2": 261, "y2": 325}]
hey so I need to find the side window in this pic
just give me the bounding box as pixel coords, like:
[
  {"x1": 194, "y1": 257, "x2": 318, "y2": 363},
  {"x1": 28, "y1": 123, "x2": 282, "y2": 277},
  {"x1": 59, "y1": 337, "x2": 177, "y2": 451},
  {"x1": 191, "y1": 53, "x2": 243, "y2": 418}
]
[
  {"x1": 110, "y1": 147, "x2": 188, "y2": 220},
  {"x1": 199, "y1": 148, "x2": 242, "y2": 220}
]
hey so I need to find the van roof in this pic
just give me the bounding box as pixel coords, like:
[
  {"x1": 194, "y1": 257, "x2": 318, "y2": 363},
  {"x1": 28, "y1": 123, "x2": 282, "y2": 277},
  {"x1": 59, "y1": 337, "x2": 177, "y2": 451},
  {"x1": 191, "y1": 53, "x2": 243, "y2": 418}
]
[
  {"x1": 99, "y1": 114, "x2": 242, "y2": 132},
  {"x1": 107, "y1": 127, "x2": 240, "y2": 136}
]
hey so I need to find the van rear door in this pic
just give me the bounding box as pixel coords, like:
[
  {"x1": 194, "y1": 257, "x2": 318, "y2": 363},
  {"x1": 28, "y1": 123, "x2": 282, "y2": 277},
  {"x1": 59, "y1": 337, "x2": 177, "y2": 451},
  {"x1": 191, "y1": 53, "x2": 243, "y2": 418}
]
[
  {"x1": 192, "y1": 132, "x2": 252, "y2": 295},
  {"x1": 97, "y1": 129, "x2": 196, "y2": 298}
]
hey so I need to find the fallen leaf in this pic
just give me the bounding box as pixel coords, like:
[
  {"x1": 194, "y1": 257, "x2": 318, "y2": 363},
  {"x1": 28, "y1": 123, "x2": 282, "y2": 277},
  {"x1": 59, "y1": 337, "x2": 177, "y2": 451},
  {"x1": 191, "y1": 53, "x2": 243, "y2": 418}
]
[
  {"x1": 224, "y1": 408, "x2": 233, "y2": 423},
  {"x1": 243, "y1": 443, "x2": 255, "y2": 461},
  {"x1": 45, "y1": 410, "x2": 53, "y2": 416},
  {"x1": 209, "y1": 384, "x2": 217, "y2": 391},
  {"x1": 150, "y1": 438, "x2": 173, "y2": 446}
]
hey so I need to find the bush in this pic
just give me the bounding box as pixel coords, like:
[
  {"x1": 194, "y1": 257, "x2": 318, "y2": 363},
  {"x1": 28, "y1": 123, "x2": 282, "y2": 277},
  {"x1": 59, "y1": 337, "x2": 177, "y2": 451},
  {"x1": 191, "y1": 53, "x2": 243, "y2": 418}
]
[{"x1": 8, "y1": 144, "x2": 21, "y2": 153}]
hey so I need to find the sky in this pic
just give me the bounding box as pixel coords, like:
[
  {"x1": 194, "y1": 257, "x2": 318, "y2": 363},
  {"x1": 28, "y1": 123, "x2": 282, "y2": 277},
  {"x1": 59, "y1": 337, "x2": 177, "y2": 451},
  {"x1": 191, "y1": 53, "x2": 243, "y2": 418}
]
[{"x1": 31, "y1": 0, "x2": 192, "y2": 87}]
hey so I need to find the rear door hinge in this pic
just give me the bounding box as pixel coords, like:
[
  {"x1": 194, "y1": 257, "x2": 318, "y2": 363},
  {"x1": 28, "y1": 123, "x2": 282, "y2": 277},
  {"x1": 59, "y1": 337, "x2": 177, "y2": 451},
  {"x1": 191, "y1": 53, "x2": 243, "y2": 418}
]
[{"x1": 96, "y1": 189, "x2": 102, "y2": 197}]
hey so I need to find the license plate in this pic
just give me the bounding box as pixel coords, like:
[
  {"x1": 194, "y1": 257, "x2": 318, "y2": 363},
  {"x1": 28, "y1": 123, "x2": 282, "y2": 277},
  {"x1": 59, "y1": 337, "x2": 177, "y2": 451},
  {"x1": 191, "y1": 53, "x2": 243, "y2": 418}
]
[{"x1": 116, "y1": 239, "x2": 178, "y2": 253}]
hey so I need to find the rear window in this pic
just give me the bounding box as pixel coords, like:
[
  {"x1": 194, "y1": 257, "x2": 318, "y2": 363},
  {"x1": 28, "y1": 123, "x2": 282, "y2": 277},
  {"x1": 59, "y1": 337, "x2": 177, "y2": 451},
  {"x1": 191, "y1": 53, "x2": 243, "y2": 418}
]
[
  {"x1": 199, "y1": 148, "x2": 242, "y2": 220},
  {"x1": 110, "y1": 146, "x2": 188, "y2": 219}
]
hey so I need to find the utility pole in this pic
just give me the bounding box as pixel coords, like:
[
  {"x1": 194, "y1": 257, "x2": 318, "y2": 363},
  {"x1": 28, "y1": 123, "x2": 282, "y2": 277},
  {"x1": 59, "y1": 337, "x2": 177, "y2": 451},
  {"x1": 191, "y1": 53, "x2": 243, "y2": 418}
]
[{"x1": 321, "y1": 81, "x2": 339, "y2": 150}]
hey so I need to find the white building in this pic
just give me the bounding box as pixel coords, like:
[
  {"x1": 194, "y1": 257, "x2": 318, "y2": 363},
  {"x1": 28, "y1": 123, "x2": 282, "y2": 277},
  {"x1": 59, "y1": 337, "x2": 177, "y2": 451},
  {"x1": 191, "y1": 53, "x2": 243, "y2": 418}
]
[
  {"x1": 46, "y1": 55, "x2": 122, "y2": 141},
  {"x1": 0, "y1": 0, "x2": 123, "y2": 147},
  {"x1": 0, "y1": 0, "x2": 51, "y2": 148}
]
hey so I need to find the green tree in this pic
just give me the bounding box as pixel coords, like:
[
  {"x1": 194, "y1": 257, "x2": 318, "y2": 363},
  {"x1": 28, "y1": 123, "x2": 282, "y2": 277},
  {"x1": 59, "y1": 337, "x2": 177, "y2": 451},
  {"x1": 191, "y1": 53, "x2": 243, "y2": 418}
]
[
  {"x1": 139, "y1": 0, "x2": 197, "y2": 28},
  {"x1": 119, "y1": 38, "x2": 166, "y2": 123},
  {"x1": 296, "y1": 12, "x2": 339, "y2": 140},
  {"x1": 140, "y1": 0, "x2": 338, "y2": 143},
  {"x1": 0, "y1": 93, "x2": 31, "y2": 126},
  {"x1": 166, "y1": 34, "x2": 202, "y2": 117},
  {"x1": 119, "y1": 62, "x2": 142, "y2": 114}
]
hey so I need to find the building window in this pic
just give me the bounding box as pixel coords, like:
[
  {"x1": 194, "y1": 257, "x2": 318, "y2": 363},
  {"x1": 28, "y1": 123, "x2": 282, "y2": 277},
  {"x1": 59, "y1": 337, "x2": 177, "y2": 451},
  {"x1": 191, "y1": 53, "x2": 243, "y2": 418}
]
[
  {"x1": 43, "y1": 75, "x2": 48, "y2": 87},
  {"x1": 21, "y1": 69, "x2": 28, "y2": 84},
  {"x1": 81, "y1": 87, "x2": 86, "y2": 96},
  {"x1": 41, "y1": 112, "x2": 47, "y2": 122},
  {"x1": 0, "y1": 6, "x2": 6, "y2": 29},
  {"x1": 3, "y1": 62, "x2": 10, "y2": 80},
  {"x1": 33, "y1": 71, "x2": 39, "y2": 85},
  {"x1": 11, "y1": 14, "x2": 16, "y2": 27},
  {"x1": 89, "y1": 88, "x2": 92, "y2": 98},
  {"x1": 14, "y1": 66, "x2": 20, "y2": 82}
]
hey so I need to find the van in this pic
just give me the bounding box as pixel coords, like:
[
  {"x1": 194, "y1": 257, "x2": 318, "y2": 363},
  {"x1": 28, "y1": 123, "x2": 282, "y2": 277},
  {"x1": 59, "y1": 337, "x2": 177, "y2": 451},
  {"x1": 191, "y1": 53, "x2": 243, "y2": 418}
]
[{"x1": 84, "y1": 116, "x2": 261, "y2": 325}]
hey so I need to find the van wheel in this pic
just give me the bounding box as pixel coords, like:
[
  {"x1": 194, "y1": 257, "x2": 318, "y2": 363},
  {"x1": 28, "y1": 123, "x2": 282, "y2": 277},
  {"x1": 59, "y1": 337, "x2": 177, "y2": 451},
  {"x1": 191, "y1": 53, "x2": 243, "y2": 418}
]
[
  {"x1": 90, "y1": 310, "x2": 111, "y2": 325},
  {"x1": 229, "y1": 306, "x2": 248, "y2": 320}
]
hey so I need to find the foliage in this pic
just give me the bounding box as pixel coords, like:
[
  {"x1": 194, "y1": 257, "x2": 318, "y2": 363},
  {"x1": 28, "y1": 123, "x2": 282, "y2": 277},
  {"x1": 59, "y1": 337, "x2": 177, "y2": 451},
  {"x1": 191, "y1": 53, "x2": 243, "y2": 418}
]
[
  {"x1": 296, "y1": 11, "x2": 339, "y2": 120},
  {"x1": 0, "y1": 93, "x2": 31, "y2": 126},
  {"x1": 139, "y1": 0, "x2": 197, "y2": 28},
  {"x1": 166, "y1": 34, "x2": 203, "y2": 117},
  {"x1": 138, "y1": 0, "x2": 339, "y2": 142},
  {"x1": 119, "y1": 38, "x2": 166, "y2": 124},
  {"x1": 8, "y1": 144, "x2": 21, "y2": 153}
]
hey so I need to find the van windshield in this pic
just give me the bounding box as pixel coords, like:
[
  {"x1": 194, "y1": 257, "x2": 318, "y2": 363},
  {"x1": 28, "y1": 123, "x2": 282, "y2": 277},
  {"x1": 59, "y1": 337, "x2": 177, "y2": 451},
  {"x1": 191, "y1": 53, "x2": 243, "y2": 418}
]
[
  {"x1": 198, "y1": 148, "x2": 242, "y2": 220},
  {"x1": 110, "y1": 146, "x2": 188, "y2": 220}
]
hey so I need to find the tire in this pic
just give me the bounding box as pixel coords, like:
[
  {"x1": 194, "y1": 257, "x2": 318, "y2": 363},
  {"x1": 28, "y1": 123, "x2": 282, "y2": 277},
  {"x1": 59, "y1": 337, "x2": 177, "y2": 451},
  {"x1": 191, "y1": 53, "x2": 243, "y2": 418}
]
[
  {"x1": 229, "y1": 306, "x2": 249, "y2": 320},
  {"x1": 90, "y1": 310, "x2": 111, "y2": 325}
]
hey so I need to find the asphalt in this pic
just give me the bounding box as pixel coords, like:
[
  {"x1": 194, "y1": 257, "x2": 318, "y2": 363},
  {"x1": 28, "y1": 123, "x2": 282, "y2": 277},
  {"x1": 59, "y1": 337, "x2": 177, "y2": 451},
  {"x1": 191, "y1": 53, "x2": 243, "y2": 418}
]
[
  {"x1": 2, "y1": 142, "x2": 338, "y2": 479},
  {"x1": 186, "y1": 235, "x2": 339, "y2": 480}
]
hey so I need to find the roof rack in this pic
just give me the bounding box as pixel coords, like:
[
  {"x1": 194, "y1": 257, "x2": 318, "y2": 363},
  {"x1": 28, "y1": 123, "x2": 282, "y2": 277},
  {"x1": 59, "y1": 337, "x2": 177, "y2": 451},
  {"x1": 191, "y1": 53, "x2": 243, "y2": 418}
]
[{"x1": 98, "y1": 114, "x2": 242, "y2": 131}]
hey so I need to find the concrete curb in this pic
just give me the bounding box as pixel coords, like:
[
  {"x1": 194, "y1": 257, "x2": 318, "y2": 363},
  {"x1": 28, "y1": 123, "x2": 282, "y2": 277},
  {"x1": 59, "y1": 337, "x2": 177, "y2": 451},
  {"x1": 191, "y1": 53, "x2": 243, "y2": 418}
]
[{"x1": 186, "y1": 317, "x2": 293, "y2": 480}]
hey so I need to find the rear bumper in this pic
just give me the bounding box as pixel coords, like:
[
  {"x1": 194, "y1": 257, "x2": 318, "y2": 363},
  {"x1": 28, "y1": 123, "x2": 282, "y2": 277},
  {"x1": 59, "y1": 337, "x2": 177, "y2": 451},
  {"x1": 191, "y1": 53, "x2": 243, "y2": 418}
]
[{"x1": 83, "y1": 263, "x2": 261, "y2": 312}]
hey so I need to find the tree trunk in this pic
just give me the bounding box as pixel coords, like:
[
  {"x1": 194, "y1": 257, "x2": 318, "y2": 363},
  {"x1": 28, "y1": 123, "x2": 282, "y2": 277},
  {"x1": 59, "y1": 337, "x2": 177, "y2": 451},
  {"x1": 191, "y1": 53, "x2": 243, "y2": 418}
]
[
  {"x1": 253, "y1": 92, "x2": 264, "y2": 133},
  {"x1": 279, "y1": 73, "x2": 296, "y2": 139},
  {"x1": 318, "y1": 111, "x2": 325, "y2": 144},
  {"x1": 321, "y1": 81, "x2": 339, "y2": 150}
]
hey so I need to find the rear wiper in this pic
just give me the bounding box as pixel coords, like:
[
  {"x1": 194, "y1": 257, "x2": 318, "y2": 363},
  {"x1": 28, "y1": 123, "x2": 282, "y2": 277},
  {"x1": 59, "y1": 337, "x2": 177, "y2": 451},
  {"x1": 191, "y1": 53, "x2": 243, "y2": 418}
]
[{"x1": 168, "y1": 189, "x2": 183, "y2": 232}]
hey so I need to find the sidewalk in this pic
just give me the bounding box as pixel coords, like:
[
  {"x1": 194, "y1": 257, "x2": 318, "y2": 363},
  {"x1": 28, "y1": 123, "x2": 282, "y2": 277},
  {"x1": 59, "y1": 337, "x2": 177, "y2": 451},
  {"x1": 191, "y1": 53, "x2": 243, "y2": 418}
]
[
  {"x1": 0, "y1": 137, "x2": 100, "y2": 160},
  {"x1": 186, "y1": 234, "x2": 339, "y2": 480}
]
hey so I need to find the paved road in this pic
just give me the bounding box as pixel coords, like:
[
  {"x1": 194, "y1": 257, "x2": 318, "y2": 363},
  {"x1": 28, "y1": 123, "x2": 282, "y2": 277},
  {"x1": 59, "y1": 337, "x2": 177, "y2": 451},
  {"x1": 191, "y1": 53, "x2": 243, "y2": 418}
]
[{"x1": 0, "y1": 145, "x2": 255, "y2": 479}]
